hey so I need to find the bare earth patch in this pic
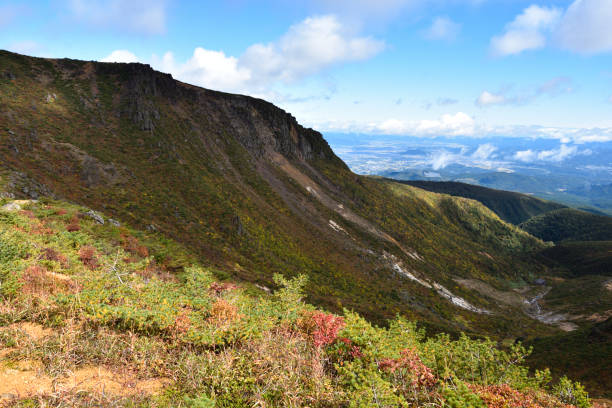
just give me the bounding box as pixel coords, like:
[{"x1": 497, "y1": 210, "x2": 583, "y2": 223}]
[
  {"x1": 0, "y1": 362, "x2": 171, "y2": 402},
  {"x1": 8, "y1": 322, "x2": 54, "y2": 341}
]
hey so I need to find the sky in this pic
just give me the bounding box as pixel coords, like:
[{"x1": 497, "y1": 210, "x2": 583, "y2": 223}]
[{"x1": 2, "y1": 0, "x2": 612, "y2": 144}]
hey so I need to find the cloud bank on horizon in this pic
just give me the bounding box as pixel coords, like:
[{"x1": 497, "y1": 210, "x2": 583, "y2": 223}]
[{"x1": 3, "y1": 0, "x2": 612, "y2": 143}]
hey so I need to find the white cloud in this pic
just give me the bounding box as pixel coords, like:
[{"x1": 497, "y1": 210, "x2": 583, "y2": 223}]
[
  {"x1": 153, "y1": 49, "x2": 251, "y2": 93},
  {"x1": 490, "y1": 5, "x2": 561, "y2": 56},
  {"x1": 240, "y1": 15, "x2": 384, "y2": 85},
  {"x1": 122, "y1": 15, "x2": 384, "y2": 94},
  {"x1": 67, "y1": 0, "x2": 167, "y2": 35},
  {"x1": 472, "y1": 143, "x2": 497, "y2": 160},
  {"x1": 556, "y1": 0, "x2": 612, "y2": 54},
  {"x1": 430, "y1": 150, "x2": 457, "y2": 170},
  {"x1": 422, "y1": 16, "x2": 461, "y2": 41},
  {"x1": 416, "y1": 112, "x2": 475, "y2": 136},
  {"x1": 101, "y1": 50, "x2": 140, "y2": 63},
  {"x1": 476, "y1": 91, "x2": 508, "y2": 107},
  {"x1": 514, "y1": 144, "x2": 582, "y2": 162},
  {"x1": 492, "y1": 0, "x2": 612, "y2": 56},
  {"x1": 321, "y1": 112, "x2": 476, "y2": 137},
  {"x1": 513, "y1": 149, "x2": 537, "y2": 162}
]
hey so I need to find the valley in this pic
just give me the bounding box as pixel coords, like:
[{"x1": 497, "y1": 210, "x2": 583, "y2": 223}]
[{"x1": 0, "y1": 50, "x2": 609, "y2": 405}]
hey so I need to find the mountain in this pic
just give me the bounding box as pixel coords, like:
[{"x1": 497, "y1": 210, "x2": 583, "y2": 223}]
[
  {"x1": 0, "y1": 50, "x2": 610, "y2": 400},
  {"x1": 519, "y1": 208, "x2": 612, "y2": 242},
  {"x1": 0, "y1": 50, "x2": 551, "y2": 334},
  {"x1": 395, "y1": 180, "x2": 566, "y2": 225},
  {"x1": 0, "y1": 199, "x2": 592, "y2": 406}
]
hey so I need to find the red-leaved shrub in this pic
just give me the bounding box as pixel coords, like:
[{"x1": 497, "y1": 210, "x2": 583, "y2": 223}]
[
  {"x1": 78, "y1": 246, "x2": 99, "y2": 270},
  {"x1": 42, "y1": 247, "x2": 69, "y2": 268},
  {"x1": 121, "y1": 234, "x2": 149, "y2": 258},
  {"x1": 308, "y1": 312, "x2": 345, "y2": 348},
  {"x1": 378, "y1": 348, "x2": 437, "y2": 389},
  {"x1": 66, "y1": 215, "x2": 81, "y2": 232}
]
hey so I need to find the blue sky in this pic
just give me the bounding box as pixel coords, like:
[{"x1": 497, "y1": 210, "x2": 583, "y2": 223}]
[{"x1": 2, "y1": 0, "x2": 612, "y2": 143}]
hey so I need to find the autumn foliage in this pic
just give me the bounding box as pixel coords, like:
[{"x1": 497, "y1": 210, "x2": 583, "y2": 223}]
[
  {"x1": 379, "y1": 348, "x2": 438, "y2": 389},
  {"x1": 78, "y1": 245, "x2": 99, "y2": 270}
]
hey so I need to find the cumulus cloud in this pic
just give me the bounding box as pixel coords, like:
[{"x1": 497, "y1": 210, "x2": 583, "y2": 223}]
[
  {"x1": 490, "y1": 5, "x2": 561, "y2": 56},
  {"x1": 241, "y1": 15, "x2": 384, "y2": 85},
  {"x1": 101, "y1": 50, "x2": 140, "y2": 63},
  {"x1": 556, "y1": 0, "x2": 612, "y2": 54},
  {"x1": 422, "y1": 16, "x2": 461, "y2": 41},
  {"x1": 492, "y1": 0, "x2": 612, "y2": 56},
  {"x1": 111, "y1": 15, "x2": 383, "y2": 95},
  {"x1": 513, "y1": 144, "x2": 588, "y2": 162},
  {"x1": 153, "y1": 49, "x2": 251, "y2": 93},
  {"x1": 472, "y1": 143, "x2": 497, "y2": 160},
  {"x1": 67, "y1": 0, "x2": 167, "y2": 35}
]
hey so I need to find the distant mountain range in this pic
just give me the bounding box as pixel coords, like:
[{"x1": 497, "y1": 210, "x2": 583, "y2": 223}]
[{"x1": 324, "y1": 133, "x2": 612, "y2": 215}]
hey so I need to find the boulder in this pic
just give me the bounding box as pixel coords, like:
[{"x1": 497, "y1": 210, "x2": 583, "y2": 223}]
[{"x1": 85, "y1": 210, "x2": 105, "y2": 224}]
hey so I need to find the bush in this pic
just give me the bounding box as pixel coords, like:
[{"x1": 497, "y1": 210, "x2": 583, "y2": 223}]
[
  {"x1": 78, "y1": 246, "x2": 99, "y2": 270},
  {"x1": 443, "y1": 381, "x2": 486, "y2": 408},
  {"x1": 554, "y1": 376, "x2": 591, "y2": 408}
]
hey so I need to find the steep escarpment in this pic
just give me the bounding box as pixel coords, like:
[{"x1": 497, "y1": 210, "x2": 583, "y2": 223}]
[{"x1": 1, "y1": 50, "x2": 553, "y2": 337}]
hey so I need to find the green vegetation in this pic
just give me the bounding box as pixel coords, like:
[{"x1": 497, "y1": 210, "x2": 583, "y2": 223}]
[
  {"x1": 397, "y1": 180, "x2": 565, "y2": 225},
  {"x1": 0, "y1": 50, "x2": 609, "y2": 403},
  {"x1": 0, "y1": 49, "x2": 551, "y2": 338},
  {"x1": 537, "y1": 241, "x2": 612, "y2": 278},
  {"x1": 519, "y1": 208, "x2": 612, "y2": 243},
  {"x1": 0, "y1": 200, "x2": 592, "y2": 406},
  {"x1": 528, "y1": 319, "x2": 611, "y2": 399}
]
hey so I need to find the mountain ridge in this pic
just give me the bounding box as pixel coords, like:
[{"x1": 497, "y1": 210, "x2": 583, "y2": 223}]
[{"x1": 0, "y1": 50, "x2": 579, "y2": 335}]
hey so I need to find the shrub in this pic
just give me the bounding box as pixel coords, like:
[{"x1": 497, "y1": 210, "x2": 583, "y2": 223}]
[
  {"x1": 378, "y1": 348, "x2": 437, "y2": 390},
  {"x1": 78, "y1": 246, "x2": 99, "y2": 270},
  {"x1": 121, "y1": 234, "x2": 149, "y2": 258},
  {"x1": 554, "y1": 376, "x2": 591, "y2": 408},
  {"x1": 443, "y1": 381, "x2": 486, "y2": 408},
  {"x1": 301, "y1": 311, "x2": 345, "y2": 348},
  {"x1": 66, "y1": 215, "x2": 81, "y2": 232},
  {"x1": 42, "y1": 247, "x2": 69, "y2": 268}
]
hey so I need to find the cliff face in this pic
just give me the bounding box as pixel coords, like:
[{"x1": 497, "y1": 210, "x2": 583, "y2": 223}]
[
  {"x1": 0, "y1": 50, "x2": 551, "y2": 336},
  {"x1": 89, "y1": 60, "x2": 340, "y2": 163}
]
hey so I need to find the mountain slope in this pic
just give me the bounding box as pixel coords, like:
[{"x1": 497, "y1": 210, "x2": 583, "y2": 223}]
[
  {"x1": 397, "y1": 180, "x2": 566, "y2": 225},
  {"x1": 0, "y1": 50, "x2": 554, "y2": 338},
  {"x1": 0, "y1": 198, "x2": 589, "y2": 406},
  {"x1": 519, "y1": 208, "x2": 612, "y2": 242}
]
